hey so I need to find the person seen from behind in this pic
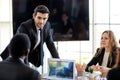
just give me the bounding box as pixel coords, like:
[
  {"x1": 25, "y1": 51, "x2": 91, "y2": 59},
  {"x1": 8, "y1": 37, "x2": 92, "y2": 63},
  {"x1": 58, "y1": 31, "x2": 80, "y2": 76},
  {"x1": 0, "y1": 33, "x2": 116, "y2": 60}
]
[{"x1": 0, "y1": 33, "x2": 41, "y2": 80}]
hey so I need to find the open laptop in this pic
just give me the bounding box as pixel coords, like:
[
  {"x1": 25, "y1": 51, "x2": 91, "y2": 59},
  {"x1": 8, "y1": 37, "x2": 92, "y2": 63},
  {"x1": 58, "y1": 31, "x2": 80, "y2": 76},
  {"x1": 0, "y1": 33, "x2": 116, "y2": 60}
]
[{"x1": 43, "y1": 58, "x2": 76, "y2": 80}]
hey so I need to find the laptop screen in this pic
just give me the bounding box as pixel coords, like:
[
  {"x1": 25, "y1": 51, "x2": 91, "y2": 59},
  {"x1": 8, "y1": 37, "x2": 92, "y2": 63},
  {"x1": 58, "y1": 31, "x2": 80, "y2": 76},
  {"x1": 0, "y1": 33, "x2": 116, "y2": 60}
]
[{"x1": 47, "y1": 58, "x2": 75, "y2": 80}]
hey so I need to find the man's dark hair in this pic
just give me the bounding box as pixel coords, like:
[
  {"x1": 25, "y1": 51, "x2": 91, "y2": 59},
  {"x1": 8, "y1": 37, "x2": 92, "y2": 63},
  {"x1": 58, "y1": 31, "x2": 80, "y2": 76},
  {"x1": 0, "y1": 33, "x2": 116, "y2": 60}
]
[
  {"x1": 34, "y1": 5, "x2": 50, "y2": 15},
  {"x1": 8, "y1": 33, "x2": 31, "y2": 58}
]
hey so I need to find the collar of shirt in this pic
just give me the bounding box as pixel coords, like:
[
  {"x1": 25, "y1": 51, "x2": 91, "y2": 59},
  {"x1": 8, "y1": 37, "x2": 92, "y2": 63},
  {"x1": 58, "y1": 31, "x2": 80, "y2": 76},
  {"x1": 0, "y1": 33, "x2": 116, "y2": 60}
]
[
  {"x1": 36, "y1": 26, "x2": 40, "y2": 33},
  {"x1": 19, "y1": 57, "x2": 24, "y2": 63},
  {"x1": 35, "y1": 25, "x2": 43, "y2": 31}
]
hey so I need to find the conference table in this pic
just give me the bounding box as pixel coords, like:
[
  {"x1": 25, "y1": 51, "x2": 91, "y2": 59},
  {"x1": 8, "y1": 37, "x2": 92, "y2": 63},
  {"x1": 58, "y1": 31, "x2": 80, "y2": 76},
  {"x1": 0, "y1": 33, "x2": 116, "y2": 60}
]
[
  {"x1": 77, "y1": 71, "x2": 107, "y2": 80},
  {"x1": 41, "y1": 71, "x2": 107, "y2": 80}
]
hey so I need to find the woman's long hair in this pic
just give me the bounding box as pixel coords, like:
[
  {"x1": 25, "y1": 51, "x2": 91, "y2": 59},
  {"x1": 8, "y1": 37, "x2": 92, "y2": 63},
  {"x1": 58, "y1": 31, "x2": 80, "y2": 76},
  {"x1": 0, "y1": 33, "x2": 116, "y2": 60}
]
[{"x1": 94, "y1": 30, "x2": 117, "y2": 65}]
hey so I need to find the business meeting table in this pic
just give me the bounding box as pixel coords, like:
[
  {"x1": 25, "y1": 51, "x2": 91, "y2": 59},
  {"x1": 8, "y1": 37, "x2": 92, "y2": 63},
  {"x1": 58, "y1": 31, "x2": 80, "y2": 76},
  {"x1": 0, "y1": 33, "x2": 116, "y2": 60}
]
[{"x1": 41, "y1": 71, "x2": 107, "y2": 80}]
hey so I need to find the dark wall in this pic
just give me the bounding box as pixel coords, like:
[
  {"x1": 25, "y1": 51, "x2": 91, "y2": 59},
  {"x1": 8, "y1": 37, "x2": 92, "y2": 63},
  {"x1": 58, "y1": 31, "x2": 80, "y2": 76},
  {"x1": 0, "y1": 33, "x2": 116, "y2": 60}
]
[{"x1": 12, "y1": 0, "x2": 89, "y2": 41}]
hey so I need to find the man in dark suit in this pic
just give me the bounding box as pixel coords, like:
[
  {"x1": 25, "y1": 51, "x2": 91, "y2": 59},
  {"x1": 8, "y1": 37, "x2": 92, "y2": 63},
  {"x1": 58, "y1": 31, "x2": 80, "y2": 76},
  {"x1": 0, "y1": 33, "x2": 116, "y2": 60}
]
[
  {"x1": 0, "y1": 33, "x2": 41, "y2": 80},
  {"x1": 1, "y1": 5, "x2": 59, "y2": 67}
]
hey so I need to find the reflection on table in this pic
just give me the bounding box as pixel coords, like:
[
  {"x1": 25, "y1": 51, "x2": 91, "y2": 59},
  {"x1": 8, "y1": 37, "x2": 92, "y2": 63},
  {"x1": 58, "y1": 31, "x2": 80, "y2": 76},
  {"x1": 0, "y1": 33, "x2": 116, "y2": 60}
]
[
  {"x1": 77, "y1": 71, "x2": 107, "y2": 80},
  {"x1": 41, "y1": 71, "x2": 107, "y2": 80}
]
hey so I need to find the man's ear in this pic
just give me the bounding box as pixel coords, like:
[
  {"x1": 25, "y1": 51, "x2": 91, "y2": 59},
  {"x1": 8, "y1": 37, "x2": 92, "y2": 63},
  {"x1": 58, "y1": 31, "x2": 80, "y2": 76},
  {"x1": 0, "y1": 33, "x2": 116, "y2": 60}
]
[
  {"x1": 32, "y1": 13, "x2": 35, "y2": 19},
  {"x1": 24, "y1": 49, "x2": 30, "y2": 56}
]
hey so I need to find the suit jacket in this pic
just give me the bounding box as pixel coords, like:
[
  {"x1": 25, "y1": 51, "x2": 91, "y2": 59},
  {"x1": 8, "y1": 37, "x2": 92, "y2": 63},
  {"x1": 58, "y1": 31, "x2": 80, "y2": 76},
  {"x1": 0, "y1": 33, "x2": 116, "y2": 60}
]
[
  {"x1": 85, "y1": 48, "x2": 116, "y2": 71},
  {"x1": 1, "y1": 19, "x2": 59, "y2": 67},
  {"x1": 107, "y1": 67, "x2": 120, "y2": 80},
  {"x1": 0, "y1": 57, "x2": 40, "y2": 80}
]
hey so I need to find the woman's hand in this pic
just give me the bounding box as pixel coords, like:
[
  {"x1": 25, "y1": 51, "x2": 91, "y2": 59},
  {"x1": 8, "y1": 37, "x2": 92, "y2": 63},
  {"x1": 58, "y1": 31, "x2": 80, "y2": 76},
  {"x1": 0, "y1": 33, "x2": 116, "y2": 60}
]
[
  {"x1": 90, "y1": 65, "x2": 100, "y2": 71},
  {"x1": 97, "y1": 66, "x2": 111, "y2": 77},
  {"x1": 99, "y1": 66, "x2": 111, "y2": 73}
]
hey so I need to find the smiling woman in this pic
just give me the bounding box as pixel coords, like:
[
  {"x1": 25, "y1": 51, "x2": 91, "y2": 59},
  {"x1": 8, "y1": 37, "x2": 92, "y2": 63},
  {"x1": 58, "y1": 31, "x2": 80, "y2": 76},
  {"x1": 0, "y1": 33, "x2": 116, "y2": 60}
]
[{"x1": 85, "y1": 30, "x2": 118, "y2": 72}]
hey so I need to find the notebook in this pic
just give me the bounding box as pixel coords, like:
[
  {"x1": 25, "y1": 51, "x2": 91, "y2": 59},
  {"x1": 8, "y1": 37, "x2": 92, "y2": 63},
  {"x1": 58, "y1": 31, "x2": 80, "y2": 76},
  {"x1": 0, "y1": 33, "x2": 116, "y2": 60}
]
[{"x1": 43, "y1": 58, "x2": 76, "y2": 80}]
